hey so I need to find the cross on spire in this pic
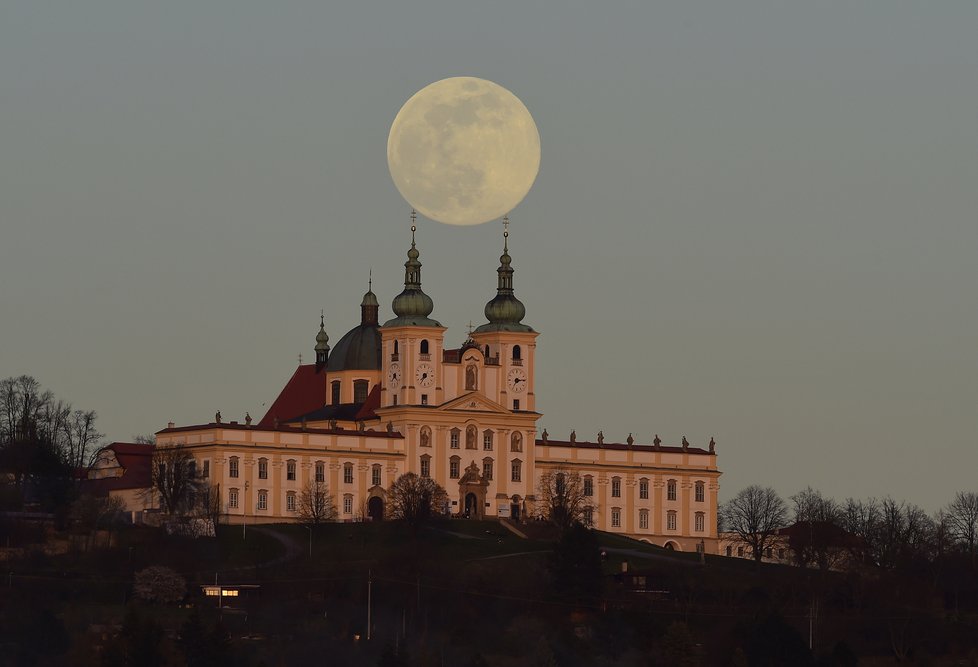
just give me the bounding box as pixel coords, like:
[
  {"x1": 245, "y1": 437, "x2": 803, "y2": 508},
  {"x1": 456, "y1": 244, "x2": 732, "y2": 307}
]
[
  {"x1": 466, "y1": 320, "x2": 476, "y2": 336},
  {"x1": 368, "y1": 267, "x2": 372, "y2": 291},
  {"x1": 298, "y1": 353, "x2": 303, "y2": 364}
]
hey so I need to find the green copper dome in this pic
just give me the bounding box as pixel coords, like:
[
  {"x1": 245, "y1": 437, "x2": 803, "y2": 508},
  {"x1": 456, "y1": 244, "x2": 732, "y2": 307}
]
[
  {"x1": 475, "y1": 227, "x2": 533, "y2": 334},
  {"x1": 384, "y1": 223, "x2": 442, "y2": 328},
  {"x1": 314, "y1": 314, "x2": 330, "y2": 365}
]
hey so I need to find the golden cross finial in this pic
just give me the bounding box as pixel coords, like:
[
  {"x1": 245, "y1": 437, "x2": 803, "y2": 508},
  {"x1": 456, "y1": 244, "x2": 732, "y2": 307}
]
[
  {"x1": 368, "y1": 267, "x2": 372, "y2": 291},
  {"x1": 410, "y1": 209, "x2": 417, "y2": 238},
  {"x1": 502, "y1": 215, "x2": 510, "y2": 238},
  {"x1": 298, "y1": 353, "x2": 303, "y2": 364}
]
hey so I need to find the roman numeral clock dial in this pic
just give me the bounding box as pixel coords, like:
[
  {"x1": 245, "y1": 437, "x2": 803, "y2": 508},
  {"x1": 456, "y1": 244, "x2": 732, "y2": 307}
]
[
  {"x1": 416, "y1": 363, "x2": 435, "y2": 388},
  {"x1": 507, "y1": 368, "x2": 527, "y2": 393}
]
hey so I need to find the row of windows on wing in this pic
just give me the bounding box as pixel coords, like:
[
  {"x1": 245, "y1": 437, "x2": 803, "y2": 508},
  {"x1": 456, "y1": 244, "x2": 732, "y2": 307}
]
[
  {"x1": 580, "y1": 477, "x2": 708, "y2": 502},
  {"x1": 226, "y1": 457, "x2": 384, "y2": 486},
  {"x1": 225, "y1": 487, "x2": 362, "y2": 516},
  {"x1": 331, "y1": 379, "x2": 371, "y2": 405},
  {"x1": 417, "y1": 454, "x2": 521, "y2": 483},
  {"x1": 587, "y1": 507, "x2": 708, "y2": 532},
  {"x1": 727, "y1": 545, "x2": 787, "y2": 559},
  {"x1": 419, "y1": 426, "x2": 524, "y2": 451},
  {"x1": 390, "y1": 339, "x2": 523, "y2": 362}
]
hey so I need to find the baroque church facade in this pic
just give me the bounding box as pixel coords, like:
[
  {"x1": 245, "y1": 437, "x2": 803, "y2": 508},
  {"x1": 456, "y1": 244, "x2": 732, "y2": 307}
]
[{"x1": 155, "y1": 221, "x2": 722, "y2": 552}]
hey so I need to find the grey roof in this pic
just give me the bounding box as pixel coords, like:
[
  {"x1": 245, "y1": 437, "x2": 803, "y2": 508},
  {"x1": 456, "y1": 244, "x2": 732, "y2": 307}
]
[{"x1": 325, "y1": 323, "x2": 382, "y2": 371}]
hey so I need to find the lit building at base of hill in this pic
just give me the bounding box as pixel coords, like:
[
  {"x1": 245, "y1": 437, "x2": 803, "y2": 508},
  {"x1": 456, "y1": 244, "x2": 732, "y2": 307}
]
[{"x1": 153, "y1": 220, "x2": 722, "y2": 553}]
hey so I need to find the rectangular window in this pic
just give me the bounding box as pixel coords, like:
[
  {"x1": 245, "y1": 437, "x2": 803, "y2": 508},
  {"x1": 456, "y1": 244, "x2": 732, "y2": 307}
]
[
  {"x1": 202, "y1": 460, "x2": 210, "y2": 479},
  {"x1": 611, "y1": 478, "x2": 621, "y2": 498},
  {"x1": 765, "y1": 547, "x2": 772, "y2": 558},
  {"x1": 667, "y1": 512, "x2": 677, "y2": 531},
  {"x1": 611, "y1": 508, "x2": 621, "y2": 528},
  {"x1": 483, "y1": 460, "x2": 493, "y2": 481},
  {"x1": 257, "y1": 490, "x2": 267, "y2": 511},
  {"x1": 695, "y1": 513, "x2": 705, "y2": 532},
  {"x1": 513, "y1": 399, "x2": 520, "y2": 410},
  {"x1": 372, "y1": 467, "x2": 382, "y2": 487},
  {"x1": 420, "y1": 457, "x2": 430, "y2": 478},
  {"x1": 450, "y1": 432, "x2": 460, "y2": 449},
  {"x1": 228, "y1": 488, "x2": 238, "y2": 509},
  {"x1": 639, "y1": 510, "x2": 649, "y2": 529},
  {"x1": 258, "y1": 459, "x2": 268, "y2": 479},
  {"x1": 584, "y1": 507, "x2": 593, "y2": 527},
  {"x1": 287, "y1": 461, "x2": 296, "y2": 481},
  {"x1": 343, "y1": 496, "x2": 353, "y2": 514},
  {"x1": 354, "y1": 380, "x2": 369, "y2": 403},
  {"x1": 639, "y1": 479, "x2": 648, "y2": 499},
  {"x1": 344, "y1": 465, "x2": 354, "y2": 484},
  {"x1": 483, "y1": 432, "x2": 493, "y2": 450},
  {"x1": 229, "y1": 458, "x2": 239, "y2": 478},
  {"x1": 737, "y1": 546, "x2": 744, "y2": 558},
  {"x1": 315, "y1": 461, "x2": 325, "y2": 483},
  {"x1": 695, "y1": 483, "x2": 705, "y2": 503},
  {"x1": 421, "y1": 394, "x2": 428, "y2": 405},
  {"x1": 331, "y1": 381, "x2": 341, "y2": 405},
  {"x1": 667, "y1": 480, "x2": 677, "y2": 501},
  {"x1": 287, "y1": 493, "x2": 296, "y2": 512},
  {"x1": 778, "y1": 549, "x2": 785, "y2": 559},
  {"x1": 511, "y1": 460, "x2": 521, "y2": 483},
  {"x1": 450, "y1": 460, "x2": 460, "y2": 479},
  {"x1": 583, "y1": 478, "x2": 593, "y2": 497}
]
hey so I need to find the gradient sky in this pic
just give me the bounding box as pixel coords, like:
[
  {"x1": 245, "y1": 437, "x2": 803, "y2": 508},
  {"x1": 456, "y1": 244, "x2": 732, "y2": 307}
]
[{"x1": 2, "y1": 2, "x2": 975, "y2": 511}]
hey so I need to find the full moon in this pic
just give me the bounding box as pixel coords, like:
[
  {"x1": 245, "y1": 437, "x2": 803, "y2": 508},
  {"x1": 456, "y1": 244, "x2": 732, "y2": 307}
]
[{"x1": 387, "y1": 77, "x2": 541, "y2": 226}]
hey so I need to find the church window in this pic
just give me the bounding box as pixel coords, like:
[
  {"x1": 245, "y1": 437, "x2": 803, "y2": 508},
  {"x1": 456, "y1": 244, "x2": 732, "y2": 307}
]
[
  {"x1": 512, "y1": 345, "x2": 521, "y2": 361},
  {"x1": 287, "y1": 460, "x2": 296, "y2": 481},
  {"x1": 583, "y1": 476, "x2": 593, "y2": 497},
  {"x1": 667, "y1": 479, "x2": 677, "y2": 501},
  {"x1": 510, "y1": 432, "x2": 523, "y2": 452},
  {"x1": 695, "y1": 481, "x2": 705, "y2": 502},
  {"x1": 393, "y1": 340, "x2": 399, "y2": 356},
  {"x1": 228, "y1": 488, "x2": 238, "y2": 509},
  {"x1": 331, "y1": 381, "x2": 341, "y2": 405},
  {"x1": 315, "y1": 461, "x2": 325, "y2": 483},
  {"x1": 354, "y1": 380, "x2": 369, "y2": 403},
  {"x1": 343, "y1": 495, "x2": 353, "y2": 515},
  {"x1": 257, "y1": 490, "x2": 268, "y2": 511},
  {"x1": 371, "y1": 464, "x2": 382, "y2": 487},
  {"x1": 466, "y1": 425, "x2": 477, "y2": 449},
  {"x1": 420, "y1": 455, "x2": 431, "y2": 478},
  {"x1": 450, "y1": 429, "x2": 460, "y2": 449},
  {"x1": 229, "y1": 457, "x2": 239, "y2": 479},
  {"x1": 420, "y1": 339, "x2": 430, "y2": 356},
  {"x1": 343, "y1": 463, "x2": 354, "y2": 484},
  {"x1": 611, "y1": 477, "x2": 621, "y2": 498},
  {"x1": 511, "y1": 459, "x2": 522, "y2": 483},
  {"x1": 449, "y1": 456, "x2": 460, "y2": 479},
  {"x1": 639, "y1": 509, "x2": 649, "y2": 530},
  {"x1": 639, "y1": 478, "x2": 649, "y2": 499},
  {"x1": 584, "y1": 507, "x2": 593, "y2": 527},
  {"x1": 611, "y1": 508, "x2": 621, "y2": 528},
  {"x1": 667, "y1": 511, "x2": 677, "y2": 531},
  {"x1": 483, "y1": 458, "x2": 493, "y2": 481},
  {"x1": 258, "y1": 458, "x2": 268, "y2": 480},
  {"x1": 287, "y1": 492, "x2": 296, "y2": 512},
  {"x1": 513, "y1": 399, "x2": 520, "y2": 410},
  {"x1": 483, "y1": 430, "x2": 493, "y2": 451},
  {"x1": 695, "y1": 512, "x2": 705, "y2": 532}
]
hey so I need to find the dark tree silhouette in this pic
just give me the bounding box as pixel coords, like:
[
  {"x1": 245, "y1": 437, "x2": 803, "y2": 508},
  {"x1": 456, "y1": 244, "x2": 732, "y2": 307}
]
[
  {"x1": 722, "y1": 485, "x2": 788, "y2": 562},
  {"x1": 535, "y1": 466, "x2": 595, "y2": 531},
  {"x1": 386, "y1": 472, "x2": 448, "y2": 527}
]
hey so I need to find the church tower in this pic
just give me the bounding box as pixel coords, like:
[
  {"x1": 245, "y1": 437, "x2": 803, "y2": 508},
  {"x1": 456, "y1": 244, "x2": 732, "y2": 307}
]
[
  {"x1": 380, "y1": 215, "x2": 447, "y2": 407},
  {"x1": 470, "y1": 218, "x2": 539, "y2": 413}
]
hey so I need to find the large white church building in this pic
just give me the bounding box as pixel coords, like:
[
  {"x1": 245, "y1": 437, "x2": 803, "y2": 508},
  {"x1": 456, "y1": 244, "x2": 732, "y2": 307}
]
[{"x1": 153, "y1": 219, "x2": 722, "y2": 552}]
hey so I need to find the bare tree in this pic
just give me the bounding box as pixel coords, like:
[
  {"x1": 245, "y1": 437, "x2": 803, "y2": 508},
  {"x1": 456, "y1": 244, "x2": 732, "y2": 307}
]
[
  {"x1": 535, "y1": 467, "x2": 595, "y2": 531},
  {"x1": 145, "y1": 445, "x2": 205, "y2": 515},
  {"x1": 296, "y1": 479, "x2": 338, "y2": 525},
  {"x1": 69, "y1": 493, "x2": 126, "y2": 551},
  {"x1": 721, "y1": 485, "x2": 787, "y2": 562},
  {"x1": 945, "y1": 491, "x2": 978, "y2": 562},
  {"x1": 387, "y1": 472, "x2": 448, "y2": 527},
  {"x1": 791, "y1": 486, "x2": 839, "y2": 524}
]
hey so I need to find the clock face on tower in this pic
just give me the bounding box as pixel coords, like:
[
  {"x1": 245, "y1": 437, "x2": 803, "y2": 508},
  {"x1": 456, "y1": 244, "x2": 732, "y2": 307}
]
[
  {"x1": 416, "y1": 363, "x2": 435, "y2": 387},
  {"x1": 507, "y1": 368, "x2": 527, "y2": 393},
  {"x1": 387, "y1": 363, "x2": 402, "y2": 390}
]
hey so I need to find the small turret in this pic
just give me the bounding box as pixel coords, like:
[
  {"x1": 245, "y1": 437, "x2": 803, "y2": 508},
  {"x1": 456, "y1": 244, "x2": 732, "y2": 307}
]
[{"x1": 315, "y1": 312, "x2": 330, "y2": 368}]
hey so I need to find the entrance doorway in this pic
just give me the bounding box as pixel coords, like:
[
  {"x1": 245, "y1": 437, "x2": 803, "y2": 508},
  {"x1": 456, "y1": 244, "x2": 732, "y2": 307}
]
[
  {"x1": 510, "y1": 495, "x2": 522, "y2": 522},
  {"x1": 368, "y1": 496, "x2": 384, "y2": 522},
  {"x1": 464, "y1": 493, "x2": 478, "y2": 518}
]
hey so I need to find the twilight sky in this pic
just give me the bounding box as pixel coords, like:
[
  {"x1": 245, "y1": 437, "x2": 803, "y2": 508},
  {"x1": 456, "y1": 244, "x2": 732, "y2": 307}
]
[{"x1": 1, "y1": 2, "x2": 975, "y2": 511}]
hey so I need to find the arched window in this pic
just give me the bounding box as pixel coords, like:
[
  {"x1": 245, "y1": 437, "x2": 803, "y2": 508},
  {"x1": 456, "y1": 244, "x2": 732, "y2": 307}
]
[
  {"x1": 393, "y1": 340, "x2": 399, "y2": 355},
  {"x1": 695, "y1": 512, "x2": 705, "y2": 532},
  {"x1": 331, "y1": 380, "x2": 341, "y2": 405},
  {"x1": 258, "y1": 458, "x2": 268, "y2": 479},
  {"x1": 419, "y1": 427, "x2": 432, "y2": 448},
  {"x1": 583, "y1": 475, "x2": 593, "y2": 497},
  {"x1": 229, "y1": 457, "x2": 239, "y2": 479},
  {"x1": 286, "y1": 459, "x2": 296, "y2": 481},
  {"x1": 419, "y1": 454, "x2": 431, "y2": 478},
  {"x1": 667, "y1": 479, "x2": 677, "y2": 501},
  {"x1": 466, "y1": 425, "x2": 478, "y2": 449},
  {"x1": 354, "y1": 380, "x2": 369, "y2": 403},
  {"x1": 484, "y1": 345, "x2": 490, "y2": 357},
  {"x1": 611, "y1": 477, "x2": 621, "y2": 498},
  {"x1": 420, "y1": 339, "x2": 429, "y2": 355},
  {"x1": 482, "y1": 457, "x2": 494, "y2": 481},
  {"x1": 371, "y1": 464, "x2": 382, "y2": 487},
  {"x1": 482, "y1": 430, "x2": 494, "y2": 451},
  {"x1": 449, "y1": 456, "x2": 461, "y2": 479},
  {"x1": 512, "y1": 345, "x2": 521, "y2": 361},
  {"x1": 695, "y1": 481, "x2": 705, "y2": 503},
  {"x1": 639, "y1": 509, "x2": 649, "y2": 530},
  {"x1": 510, "y1": 432, "x2": 523, "y2": 452},
  {"x1": 639, "y1": 478, "x2": 649, "y2": 500},
  {"x1": 343, "y1": 462, "x2": 354, "y2": 484}
]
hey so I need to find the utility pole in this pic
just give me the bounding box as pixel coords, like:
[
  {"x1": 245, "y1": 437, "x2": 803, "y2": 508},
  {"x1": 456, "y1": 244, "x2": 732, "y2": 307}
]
[{"x1": 367, "y1": 569, "x2": 372, "y2": 641}]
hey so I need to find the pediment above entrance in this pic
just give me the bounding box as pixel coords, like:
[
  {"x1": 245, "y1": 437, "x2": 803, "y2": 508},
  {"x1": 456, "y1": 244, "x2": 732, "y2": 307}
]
[{"x1": 438, "y1": 392, "x2": 510, "y2": 415}]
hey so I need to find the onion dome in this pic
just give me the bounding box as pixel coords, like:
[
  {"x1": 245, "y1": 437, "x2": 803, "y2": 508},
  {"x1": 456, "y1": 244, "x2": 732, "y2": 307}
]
[
  {"x1": 384, "y1": 217, "x2": 442, "y2": 328},
  {"x1": 475, "y1": 218, "x2": 534, "y2": 333},
  {"x1": 314, "y1": 313, "x2": 330, "y2": 366}
]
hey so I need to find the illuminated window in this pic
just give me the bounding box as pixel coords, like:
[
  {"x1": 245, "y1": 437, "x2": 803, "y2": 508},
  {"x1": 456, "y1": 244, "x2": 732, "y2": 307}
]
[
  {"x1": 229, "y1": 457, "x2": 239, "y2": 479},
  {"x1": 695, "y1": 481, "x2": 705, "y2": 503},
  {"x1": 228, "y1": 488, "x2": 238, "y2": 509},
  {"x1": 287, "y1": 460, "x2": 296, "y2": 481},
  {"x1": 343, "y1": 463, "x2": 354, "y2": 484},
  {"x1": 639, "y1": 478, "x2": 649, "y2": 499},
  {"x1": 667, "y1": 479, "x2": 677, "y2": 501},
  {"x1": 667, "y1": 511, "x2": 677, "y2": 531},
  {"x1": 258, "y1": 458, "x2": 268, "y2": 479},
  {"x1": 611, "y1": 477, "x2": 621, "y2": 498}
]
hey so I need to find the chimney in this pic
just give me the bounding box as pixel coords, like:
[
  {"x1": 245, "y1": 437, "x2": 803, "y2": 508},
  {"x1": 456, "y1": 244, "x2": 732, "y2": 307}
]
[{"x1": 167, "y1": 421, "x2": 175, "y2": 429}]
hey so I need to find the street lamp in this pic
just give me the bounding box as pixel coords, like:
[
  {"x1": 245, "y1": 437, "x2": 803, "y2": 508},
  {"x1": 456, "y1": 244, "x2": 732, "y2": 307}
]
[{"x1": 243, "y1": 481, "x2": 250, "y2": 540}]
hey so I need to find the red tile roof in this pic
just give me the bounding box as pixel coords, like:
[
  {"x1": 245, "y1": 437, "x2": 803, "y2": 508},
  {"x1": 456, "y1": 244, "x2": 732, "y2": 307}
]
[
  {"x1": 354, "y1": 384, "x2": 382, "y2": 421},
  {"x1": 83, "y1": 442, "x2": 155, "y2": 495},
  {"x1": 537, "y1": 438, "x2": 711, "y2": 455},
  {"x1": 259, "y1": 364, "x2": 326, "y2": 427}
]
